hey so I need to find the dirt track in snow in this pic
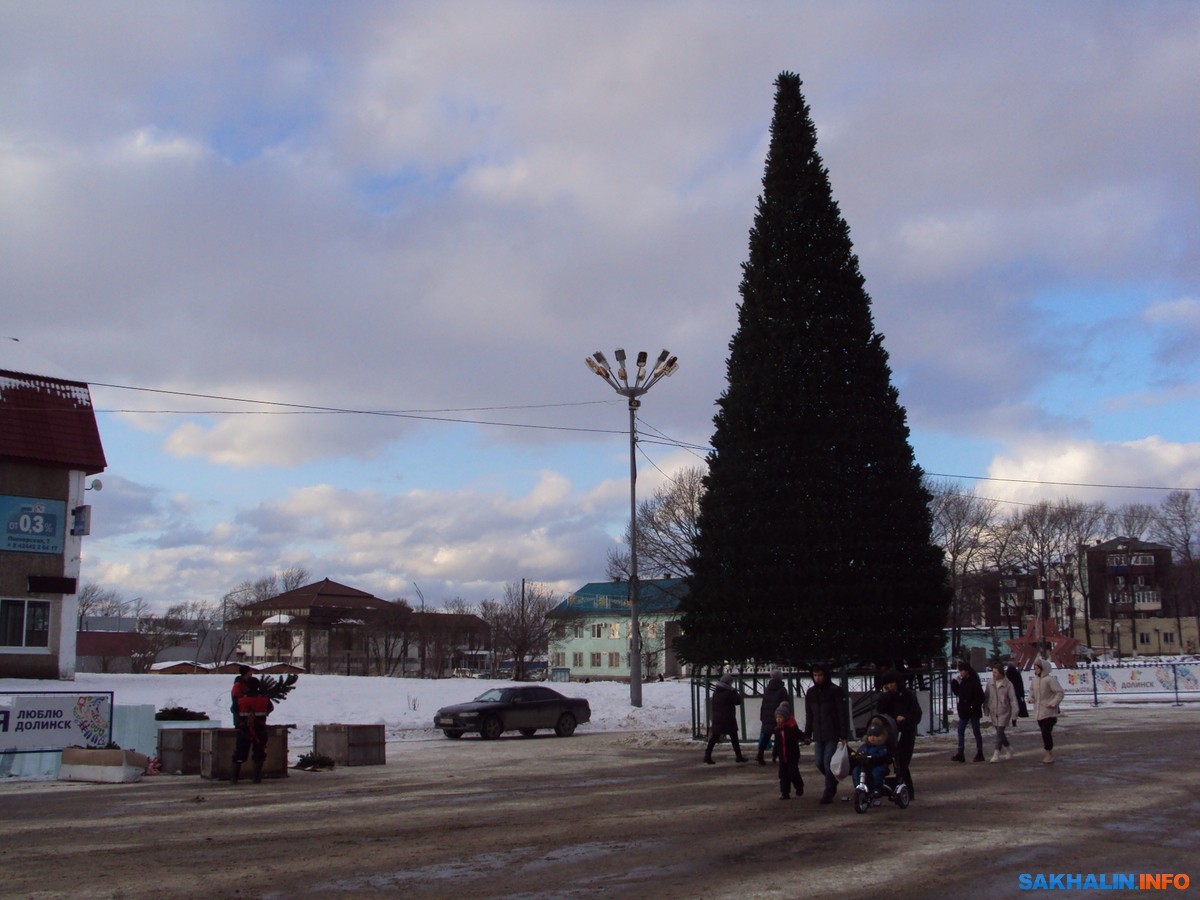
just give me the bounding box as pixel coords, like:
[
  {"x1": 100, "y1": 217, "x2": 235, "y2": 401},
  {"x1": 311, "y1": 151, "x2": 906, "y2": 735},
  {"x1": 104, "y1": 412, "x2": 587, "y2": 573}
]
[{"x1": 2, "y1": 704, "x2": 1198, "y2": 899}]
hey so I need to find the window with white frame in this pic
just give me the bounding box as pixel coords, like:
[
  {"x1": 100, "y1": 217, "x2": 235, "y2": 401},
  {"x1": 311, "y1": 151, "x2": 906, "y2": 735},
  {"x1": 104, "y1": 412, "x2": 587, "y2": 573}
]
[
  {"x1": 1164, "y1": 632, "x2": 1175, "y2": 644},
  {"x1": 608, "y1": 652, "x2": 621, "y2": 667},
  {"x1": 572, "y1": 623, "x2": 584, "y2": 639},
  {"x1": 552, "y1": 652, "x2": 565, "y2": 667},
  {"x1": 0, "y1": 598, "x2": 50, "y2": 648},
  {"x1": 590, "y1": 623, "x2": 604, "y2": 639},
  {"x1": 572, "y1": 652, "x2": 584, "y2": 667},
  {"x1": 1139, "y1": 632, "x2": 1151, "y2": 645},
  {"x1": 608, "y1": 622, "x2": 621, "y2": 640},
  {"x1": 590, "y1": 652, "x2": 602, "y2": 668},
  {"x1": 643, "y1": 621, "x2": 657, "y2": 639}
]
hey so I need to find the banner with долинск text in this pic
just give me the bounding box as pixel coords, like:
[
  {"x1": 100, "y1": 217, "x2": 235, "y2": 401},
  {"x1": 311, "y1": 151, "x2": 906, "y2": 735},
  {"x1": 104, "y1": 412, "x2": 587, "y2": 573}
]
[{"x1": 0, "y1": 692, "x2": 112, "y2": 753}]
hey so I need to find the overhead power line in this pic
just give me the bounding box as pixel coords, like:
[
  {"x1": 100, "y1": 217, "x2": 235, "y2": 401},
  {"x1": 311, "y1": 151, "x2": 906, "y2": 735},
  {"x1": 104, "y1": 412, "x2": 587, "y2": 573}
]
[{"x1": 62, "y1": 378, "x2": 1200, "y2": 495}]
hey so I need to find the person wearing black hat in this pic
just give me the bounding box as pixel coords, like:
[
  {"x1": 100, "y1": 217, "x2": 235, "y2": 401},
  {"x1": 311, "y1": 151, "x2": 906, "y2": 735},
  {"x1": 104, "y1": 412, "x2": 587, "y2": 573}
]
[
  {"x1": 803, "y1": 663, "x2": 850, "y2": 804},
  {"x1": 704, "y1": 673, "x2": 748, "y2": 765},
  {"x1": 756, "y1": 669, "x2": 792, "y2": 766},
  {"x1": 230, "y1": 665, "x2": 254, "y2": 726},
  {"x1": 876, "y1": 669, "x2": 921, "y2": 799}
]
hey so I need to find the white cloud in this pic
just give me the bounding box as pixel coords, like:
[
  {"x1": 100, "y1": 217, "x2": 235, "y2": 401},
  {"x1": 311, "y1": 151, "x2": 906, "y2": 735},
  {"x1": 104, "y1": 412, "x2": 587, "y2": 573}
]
[{"x1": 982, "y1": 437, "x2": 1200, "y2": 506}]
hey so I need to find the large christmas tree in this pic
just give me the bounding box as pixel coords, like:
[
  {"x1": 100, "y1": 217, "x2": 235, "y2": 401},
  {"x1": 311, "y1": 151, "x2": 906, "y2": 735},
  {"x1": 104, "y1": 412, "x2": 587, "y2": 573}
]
[{"x1": 675, "y1": 73, "x2": 951, "y2": 668}]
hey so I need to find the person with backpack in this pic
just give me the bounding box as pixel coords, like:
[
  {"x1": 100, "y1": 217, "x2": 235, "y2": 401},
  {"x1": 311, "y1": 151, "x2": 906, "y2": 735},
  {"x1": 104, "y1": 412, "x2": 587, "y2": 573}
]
[{"x1": 876, "y1": 668, "x2": 922, "y2": 799}]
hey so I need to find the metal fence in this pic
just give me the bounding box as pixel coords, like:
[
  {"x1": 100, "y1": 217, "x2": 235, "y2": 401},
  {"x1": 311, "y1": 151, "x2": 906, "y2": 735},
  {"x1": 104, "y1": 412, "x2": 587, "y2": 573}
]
[
  {"x1": 690, "y1": 665, "x2": 952, "y2": 741},
  {"x1": 1052, "y1": 662, "x2": 1200, "y2": 706}
]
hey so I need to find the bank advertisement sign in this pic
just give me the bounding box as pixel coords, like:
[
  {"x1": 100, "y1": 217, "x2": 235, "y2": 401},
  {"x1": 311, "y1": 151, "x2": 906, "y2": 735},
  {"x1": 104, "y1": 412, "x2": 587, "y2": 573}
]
[
  {"x1": 1, "y1": 495, "x2": 67, "y2": 555},
  {"x1": 0, "y1": 692, "x2": 113, "y2": 753}
]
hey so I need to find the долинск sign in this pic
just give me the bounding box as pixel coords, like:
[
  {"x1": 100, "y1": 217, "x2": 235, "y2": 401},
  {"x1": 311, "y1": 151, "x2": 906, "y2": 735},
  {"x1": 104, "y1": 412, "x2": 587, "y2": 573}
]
[{"x1": 0, "y1": 693, "x2": 113, "y2": 753}]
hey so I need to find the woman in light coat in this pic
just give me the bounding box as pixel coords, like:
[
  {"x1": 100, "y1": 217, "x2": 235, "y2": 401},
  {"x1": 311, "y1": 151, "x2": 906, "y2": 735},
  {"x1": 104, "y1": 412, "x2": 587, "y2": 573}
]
[
  {"x1": 985, "y1": 663, "x2": 1019, "y2": 762},
  {"x1": 1029, "y1": 657, "x2": 1065, "y2": 764}
]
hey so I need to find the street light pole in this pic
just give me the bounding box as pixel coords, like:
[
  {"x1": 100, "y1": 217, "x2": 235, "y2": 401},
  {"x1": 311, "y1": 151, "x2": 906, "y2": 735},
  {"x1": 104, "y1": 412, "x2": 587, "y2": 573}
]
[{"x1": 585, "y1": 348, "x2": 679, "y2": 708}]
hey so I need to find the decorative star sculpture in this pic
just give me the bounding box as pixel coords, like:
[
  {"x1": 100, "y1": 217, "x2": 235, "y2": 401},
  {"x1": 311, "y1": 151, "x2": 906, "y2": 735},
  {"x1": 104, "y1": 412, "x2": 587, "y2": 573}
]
[{"x1": 1005, "y1": 617, "x2": 1082, "y2": 669}]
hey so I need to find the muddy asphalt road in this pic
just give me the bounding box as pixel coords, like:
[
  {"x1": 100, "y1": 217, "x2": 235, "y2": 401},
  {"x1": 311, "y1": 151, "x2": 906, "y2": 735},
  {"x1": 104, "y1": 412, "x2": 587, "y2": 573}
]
[{"x1": 2, "y1": 704, "x2": 1198, "y2": 900}]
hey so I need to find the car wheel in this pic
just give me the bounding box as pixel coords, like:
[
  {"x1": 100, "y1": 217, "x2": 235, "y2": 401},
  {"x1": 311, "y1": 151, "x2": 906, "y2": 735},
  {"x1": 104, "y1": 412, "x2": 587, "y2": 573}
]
[
  {"x1": 480, "y1": 716, "x2": 504, "y2": 740},
  {"x1": 519, "y1": 728, "x2": 537, "y2": 737},
  {"x1": 554, "y1": 713, "x2": 577, "y2": 737},
  {"x1": 442, "y1": 729, "x2": 464, "y2": 739}
]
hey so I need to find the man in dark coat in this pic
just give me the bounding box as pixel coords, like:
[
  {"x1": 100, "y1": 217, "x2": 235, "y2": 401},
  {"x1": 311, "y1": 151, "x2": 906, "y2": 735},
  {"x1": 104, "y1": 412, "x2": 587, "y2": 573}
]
[
  {"x1": 756, "y1": 670, "x2": 792, "y2": 766},
  {"x1": 876, "y1": 669, "x2": 922, "y2": 799},
  {"x1": 704, "y1": 673, "x2": 747, "y2": 765},
  {"x1": 1005, "y1": 662, "x2": 1029, "y2": 719},
  {"x1": 803, "y1": 663, "x2": 849, "y2": 804},
  {"x1": 951, "y1": 661, "x2": 986, "y2": 762}
]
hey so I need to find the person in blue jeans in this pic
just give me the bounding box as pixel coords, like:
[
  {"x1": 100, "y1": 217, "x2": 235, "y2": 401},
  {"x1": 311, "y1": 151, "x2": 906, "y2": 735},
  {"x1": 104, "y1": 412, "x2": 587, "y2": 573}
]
[
  {"x1": 951, "y1": 661, "x2": 985, "y2": 762},
  {"x1": 803, "y1": 662, "x2": 850, "y2": 805}
]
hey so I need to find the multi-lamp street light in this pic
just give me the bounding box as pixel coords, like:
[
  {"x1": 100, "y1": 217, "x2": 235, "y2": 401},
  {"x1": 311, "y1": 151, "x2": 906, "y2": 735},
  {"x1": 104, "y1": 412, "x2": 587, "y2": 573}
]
[{"x1": 585, "y1": 349, "x2": 679, "y2": 708}]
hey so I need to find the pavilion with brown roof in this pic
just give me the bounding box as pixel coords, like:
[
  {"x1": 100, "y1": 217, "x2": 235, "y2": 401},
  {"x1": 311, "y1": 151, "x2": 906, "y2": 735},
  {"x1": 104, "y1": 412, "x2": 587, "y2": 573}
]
[{"x1": 236, "y1": 578, "x2": 401, "y2": 674}]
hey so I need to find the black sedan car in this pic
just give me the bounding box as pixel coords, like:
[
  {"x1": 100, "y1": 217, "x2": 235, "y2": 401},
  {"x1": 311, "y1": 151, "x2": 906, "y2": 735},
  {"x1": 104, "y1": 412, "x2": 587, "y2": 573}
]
[{"x1": 434, "y1": 685, "x2": 591, "y2": 740}]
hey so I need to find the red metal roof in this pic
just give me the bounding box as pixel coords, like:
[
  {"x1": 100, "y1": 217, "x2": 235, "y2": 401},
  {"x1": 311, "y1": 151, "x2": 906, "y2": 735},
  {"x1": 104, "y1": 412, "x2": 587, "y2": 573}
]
[
  {"x1": 0, "y1": 369, "x2": 107, "y2": 474},
  {"x1": 245, "y1": 578, "x2": 394, "y2": 613}
]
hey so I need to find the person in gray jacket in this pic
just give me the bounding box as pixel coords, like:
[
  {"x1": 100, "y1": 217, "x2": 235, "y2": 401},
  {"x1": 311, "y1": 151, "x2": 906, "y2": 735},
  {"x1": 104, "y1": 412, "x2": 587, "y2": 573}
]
[
  {"x1": 985, "y1": 663, "x2": 1019, "y2": 762},
  {"x1": 756, "y1": 670, "x2": 792, "y2": 766}
]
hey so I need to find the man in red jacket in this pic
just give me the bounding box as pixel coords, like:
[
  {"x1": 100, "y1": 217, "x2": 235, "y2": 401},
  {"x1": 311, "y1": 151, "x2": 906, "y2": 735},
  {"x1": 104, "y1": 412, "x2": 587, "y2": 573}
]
[{"x1": 232, "y1": 678, "x2": 274, "y2": 784}]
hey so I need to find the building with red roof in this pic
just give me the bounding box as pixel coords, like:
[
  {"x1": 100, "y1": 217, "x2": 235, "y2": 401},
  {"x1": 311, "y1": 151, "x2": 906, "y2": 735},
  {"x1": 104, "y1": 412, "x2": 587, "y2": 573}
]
[{"x1": 1, "y1": 368, "x2": 106, "y2": 678}]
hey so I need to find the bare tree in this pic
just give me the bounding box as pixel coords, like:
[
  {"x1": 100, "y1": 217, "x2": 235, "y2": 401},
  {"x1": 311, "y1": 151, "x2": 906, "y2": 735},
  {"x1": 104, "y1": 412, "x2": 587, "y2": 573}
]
[
  {"x1": 443, "y1": 598, "x2": 476, "y2": 615},
  {"x1": 484, "y1": 581, "x2": 566, "y2": 680},
  {"x1": 606, "y1": 466, "x2": 704, "y2": 581},
  {"x1": 1056, "y1": 499, "x2": 1109, "y2": 647},
  {"x1": 278, "y1": 565, "x2": 310, "y2": 593},
  {"x1": 927, "y1": 479, "x2": 997, "y2": 655},
  {"x1": 1153, "y1": 490, "x2": 1200, "y2": 650},
  {"x1": 363, "y1": 600, "x2": 414, "y2": 676},
  {"x1": 1104, "y1": 503, "x2": 1156, "y2": 541},
  {"x1": 217, "y1": 568, "x2": 312, "y2": 664},
  {"x1": 76, "y1": 583, "x2": 133, "y2": 619},
  {"x1": 478, "y1": 598, "x2": 506, "y2": 677}
]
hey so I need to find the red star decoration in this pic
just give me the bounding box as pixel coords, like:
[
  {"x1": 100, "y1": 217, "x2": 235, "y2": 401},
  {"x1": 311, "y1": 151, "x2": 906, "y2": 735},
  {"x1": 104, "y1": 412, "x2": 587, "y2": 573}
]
[{"x1": 1005, "y1": 617, "x2": 1081, "y2": 670}]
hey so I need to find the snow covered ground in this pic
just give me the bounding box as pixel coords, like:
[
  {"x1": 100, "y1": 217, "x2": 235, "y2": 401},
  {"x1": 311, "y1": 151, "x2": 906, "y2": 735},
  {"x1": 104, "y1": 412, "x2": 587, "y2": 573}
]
[
  {"x1": 8, "y1": 660, "x2": 1193, "y2": 752},
  {"x1": 1, "y1": 673, "x2": 698, "y2": 752}
]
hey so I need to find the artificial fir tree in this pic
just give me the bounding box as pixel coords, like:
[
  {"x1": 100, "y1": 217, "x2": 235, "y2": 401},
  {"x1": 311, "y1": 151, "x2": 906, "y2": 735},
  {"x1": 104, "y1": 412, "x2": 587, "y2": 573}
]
[{"x1": 675, "y1": 72, "x2": 951, "y2": 668}]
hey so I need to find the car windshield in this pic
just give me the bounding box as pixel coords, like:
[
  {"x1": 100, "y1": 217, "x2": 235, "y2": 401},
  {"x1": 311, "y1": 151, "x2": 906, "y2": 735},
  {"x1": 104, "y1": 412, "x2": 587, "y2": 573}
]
[{"x1": 474, "y1": 689, "x2": 508, "y2": 702}]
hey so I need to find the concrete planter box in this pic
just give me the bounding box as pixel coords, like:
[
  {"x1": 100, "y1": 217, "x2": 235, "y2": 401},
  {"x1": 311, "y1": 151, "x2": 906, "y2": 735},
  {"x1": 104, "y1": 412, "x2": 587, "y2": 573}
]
[
  {"x1": 156, "y1": 721, "x2": 214, "y2": 775},
  {"x1": 58, "y1": 748, "x2": 151, "y2": 784},
  {"x1": 199, "y1": 726, "x2": 291, "y2": 780},
  {"x1": 313, "y1": 724, "x2": 386, "y2": 766}
]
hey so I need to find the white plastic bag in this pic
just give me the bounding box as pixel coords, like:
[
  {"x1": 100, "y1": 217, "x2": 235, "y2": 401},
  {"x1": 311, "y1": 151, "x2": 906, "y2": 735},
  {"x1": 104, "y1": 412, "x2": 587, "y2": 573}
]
[{"x1": 830, "y1": 742, "x2": 851, "y2": 781}]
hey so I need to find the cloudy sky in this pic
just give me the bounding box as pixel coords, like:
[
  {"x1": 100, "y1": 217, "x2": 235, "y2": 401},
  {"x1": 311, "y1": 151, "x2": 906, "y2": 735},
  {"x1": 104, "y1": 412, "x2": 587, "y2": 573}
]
[{"x1": 3, "y1": 2, "x2": 1198, "y2": 612}]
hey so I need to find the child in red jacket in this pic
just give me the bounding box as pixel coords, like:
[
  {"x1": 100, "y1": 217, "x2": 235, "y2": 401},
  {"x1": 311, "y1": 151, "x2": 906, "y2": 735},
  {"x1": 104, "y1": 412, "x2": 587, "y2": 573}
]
[{"x1": 772, "y1": 703, "x2": 805, "y2": 799}]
